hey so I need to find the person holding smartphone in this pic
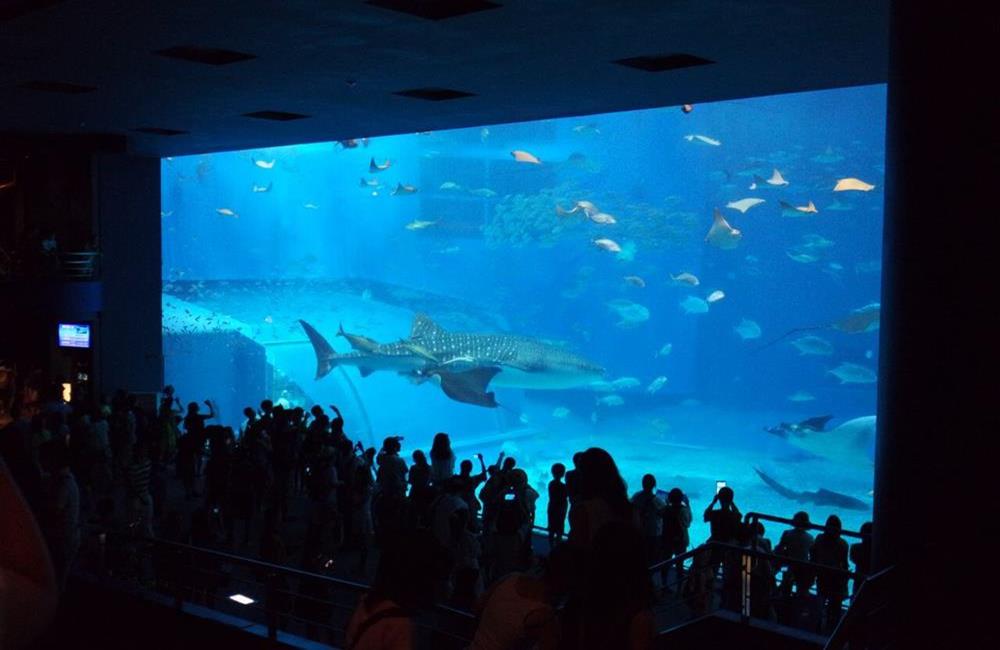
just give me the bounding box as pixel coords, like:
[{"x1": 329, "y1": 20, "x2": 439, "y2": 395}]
[
  {"x1": 660, "y1": 488, "x2": 692, "y2": 591},
  {"x1": 703, "y1": 485, "x2": 741, "y2": 544}
]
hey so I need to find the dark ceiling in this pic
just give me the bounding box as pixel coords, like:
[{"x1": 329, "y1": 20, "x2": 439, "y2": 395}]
[{"x1": 1, "y1": 1, "x2": 888, "y2": 157}]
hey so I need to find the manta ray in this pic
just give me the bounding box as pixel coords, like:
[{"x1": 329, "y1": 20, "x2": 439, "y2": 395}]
[
  {"x1": 766, "y1": 415, "x2": 876, "y2": 468},
  {"x1": 755, "y1": 302, "x2": 881, "y2": 352},
  {"x1": 754, "y1": 468, "x2": 869, "y2": 511},
  {"x1": 299, "y1": 314, "x2": 605, "y2": 408}
]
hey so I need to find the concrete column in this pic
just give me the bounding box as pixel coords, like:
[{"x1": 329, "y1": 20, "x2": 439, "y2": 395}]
[{"x1": 876, "y1": 1, "x2": 997, "y2": 645}]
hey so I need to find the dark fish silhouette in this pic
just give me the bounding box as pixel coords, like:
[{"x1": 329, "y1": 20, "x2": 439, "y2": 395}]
[{"x1": 754, "y1": 468, "x2": 869, "y2": 511}]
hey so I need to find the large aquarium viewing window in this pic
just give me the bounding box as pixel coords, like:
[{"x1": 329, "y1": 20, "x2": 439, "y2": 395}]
[{"x1": 162, "y1": 84, "x2": 885, "y2": 542}]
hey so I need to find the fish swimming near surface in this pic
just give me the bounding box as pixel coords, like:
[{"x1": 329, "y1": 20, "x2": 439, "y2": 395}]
[
  {"x1": 360, "y1": 178, "x2": 381, "y2": 188},
  {"x1": 753, "y1": 468, "x2": 869, "y2": 511},
  {"x1": 216, "y1": 208, "x2": 238, "y2": 217},
  {"x1": 511, "y1": 150, "x2": 542, "y2": 164},
  {"x1": 556, "y1": 200, "x2": 599, "y2": 217},
  {"x1": 705, "y1": 208, "x2": 742, "y2": 249},
  {"x1": 572, "y1": 123, "x2": 601, "y2": 135},
  {"x1": 706, "y1": 290, "x2": 725, "y2": 303},
  {"x1": 303, "y1": 203, "x2": 320, "y2": 210},
  {"x1": 606, "y1": 299, "x2": 650, "y2": 328},
  {"x1": 624, "y1": 275, "x2": 646, "y2": 288},
  {"x1": 251, "y1": 182, "x2": 273, "y2": 193},
  {"x1": 552, "y1": 407, "x2": 571, "y2": 419},
  {"x1": 593, "y1": 238, "x2": 622, "y2": 253},
  {"x1": 765, "y1": 415, "x2": 876, "y2": 467},
  {"x1": 681, "y1": 104, "x2": 694, "y2": 114},
  {"x1": 786, "y1": 250, "x2": 819, "y2": 263},
  {"x1": 392, "y1": 183, "x2": 418, "y2": 196},
  {"x1": 298, "y1": 315, "x2": 605, "y2": 408},
  {"x1": 779, "y1": 200, "x2": 818, "y2": 216},
  {"x1": 252, "y1": 158, "x2": 275, "y2": 169},
  {"x1": 787, "y1": 390, "x2": 815, "y2": 402},
  {"x1": 468, "y1": 188, "x2": 497, "y2": 198},
  {"x1": 439, "y1": 181, "x2": 462, "y2": 190},
  {"x1": 684, "y1": 134, "x2": 721, "y2": 146},
  {"x1": 829, "y1": 362, "x2": 877, "y2": 384},
  {"x1": 405, "y1": 220, "x2": 436, "y2": 230},
  {"x1": 596, "y1": 395, "x2": 624, "y2": 407},
  {"x1": 670, "y1": 272, "x2": 700, "y2": 287},
  {"x1": 726, "y1": 198, "x2": 765, "y2": 213},
  {"x1": 611, "y1": 377, "x2": 641, "y2": 390},
  {"x1": 369, "y1": 157, "x2": 391, "y2": 172},
  {"x1": 588, "y1": 212, "x2": 617, "y2": 225},
  {"x1": 790, "y1": 335, "x2": 834, "y2": 355},
  {"x1": 337, "y1": 138, "x2": 369, "y2": 148},
  {"x1": 680, "y1": 296, "x2": 709, "y2": 314},
  {"x1": 734, "y1": 318, "x2": 762, "y2": 340},
  {"x1": 834, "y1": 177, "x2": 876, "y2": 192},
  {"x1": 646, "y1": 376, "x2": 668, "y2": 394},
  {"x1": 655, "y1": 343, "x2": 673, "y2": 357}
]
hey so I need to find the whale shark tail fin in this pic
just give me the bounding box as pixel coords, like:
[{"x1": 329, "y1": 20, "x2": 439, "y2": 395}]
[{"x1": 299, "y1": 320, "x2": 337, "y2": 379}]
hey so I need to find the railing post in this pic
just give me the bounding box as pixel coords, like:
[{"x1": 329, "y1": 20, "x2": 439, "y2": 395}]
[
  {"x1": 740, "y1": 550, "x2": 752, "y2": 623},
  {"x1": 265, "y1": 571, "x2": 278, "y2": 641}
]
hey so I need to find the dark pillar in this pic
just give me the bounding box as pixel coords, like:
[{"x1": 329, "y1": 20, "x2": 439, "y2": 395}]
[
  {"x1": 876, "y1": 1, "x2": 997, "y2": 645},
  {"x1": 95, "y1": 153, "x2": 162, "y2": 394}
]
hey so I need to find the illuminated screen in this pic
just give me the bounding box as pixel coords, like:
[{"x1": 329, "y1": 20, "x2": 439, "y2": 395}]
[
  {"x1": 162, "y1": 85, "x2": 885, "y2": 540},
  {"x1": 58, "y1": 322, "x2": 90, "y2": 348}
]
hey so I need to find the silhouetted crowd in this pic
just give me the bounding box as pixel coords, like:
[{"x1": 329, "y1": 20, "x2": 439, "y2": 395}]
[{"x1": 0, "y1": 382, "x2": 874, "y2": 649}]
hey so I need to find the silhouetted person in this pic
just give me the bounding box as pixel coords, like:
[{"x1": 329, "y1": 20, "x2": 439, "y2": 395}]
[
  {"x1": 183, "y1": 400, "x2": 215, "y2": 478},
  {"x1": 776, "y1": 511, "x2": 815, "y2": 597},
  {"x1": 547, "y1": 463, "x2": 568, "y2": 548},
  {"x1": 660, "y1": 488, "x2": 692, "y2": 591},
  {"x1": 850, "y1": 521, "x2": 872, "y2": 595},
  {"x1": 374, "y1": 436, "x2": 407, "y2": 544},
  {"x1": 630, "y1": 474, "x2": 665, "y2": 565},
  {"x1": 344, "y1": 529, "x2": 452, "y2": 650},
  {"x1": 568, "y1": 448, "x2": 633, "y2": 549},
  {"x1": 469, "y1": 541, "x2": 581, "y2": 650},
  {"x1": 429, "y1": 432, "x2": 455, "y2": 484},
  {"x1": 38, "y1": 440, "x2": 80, "y2": 590},
  {"x1": 454, "y1": 456, "x2": 488, "y2": 526},
  {"x1": 703, "y1": 486, "x2": 742, "y2": 610},
  {"x1": 811, "y1": 515, "x2": 849, "y2": 634},
  {"x1": 560, "y1": 520, "x2": 655, "y2": 650}
]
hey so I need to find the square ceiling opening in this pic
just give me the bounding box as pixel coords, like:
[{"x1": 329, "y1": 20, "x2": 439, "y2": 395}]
[
  {"x1": 613, "y1": 53, "x2": 715, "y2": 72},
  {"x1": 366, "y1": 0, "x2": 501, "y2": 20},
  {"x1": 156, "y1": 46, "x2": 256, "y2": 66}
]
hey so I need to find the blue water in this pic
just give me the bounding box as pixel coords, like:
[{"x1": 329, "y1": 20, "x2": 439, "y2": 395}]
[{"x1": 162, "y1": 85, "x2": 885, "y2": 543}]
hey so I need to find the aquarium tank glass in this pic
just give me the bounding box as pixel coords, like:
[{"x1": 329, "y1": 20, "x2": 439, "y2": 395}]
[{"x1": 162, "y1": 84, "x2": 885, "y2": 542}]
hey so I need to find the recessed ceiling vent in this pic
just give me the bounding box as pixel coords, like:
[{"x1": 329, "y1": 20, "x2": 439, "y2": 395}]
[
  {"x1": 366, "y1": 0, "x2": 500, "y2": 20},
  {"x1": 155, "y1": 46, "x2": 256, "y2": 66},
  {"x1": 613, "y1": 53, "x2": 714, "y2": 72},
  {"x1": 242, "y1": 110, "x2": 310, "y2": 121},
  {"x1": 17, "y1": 80, "x2": 97, "y2": 94},
  {"x1": 132, "y1": 127, "x2": 188, "y2": 136},
  {"x1": 393, "y1": 87, "x2": 475, "y2": 101},
  {"x1": 0, "y1": 1, "x2": 66, "y2": 22}
]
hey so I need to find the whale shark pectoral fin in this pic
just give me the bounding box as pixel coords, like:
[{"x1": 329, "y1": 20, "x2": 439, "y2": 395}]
[
  {"x1": 435, "y1": 367, "x2": 501, "y2": 408},
  {"x1": 358, "y1": 367, "x2": 375, "y2": 378},
  {"x1": 410, "y1": 313, "x2": 446, "y2": 339},
  {"x1": 299, "y1": 320, "x2": 336, "y2": 379}
]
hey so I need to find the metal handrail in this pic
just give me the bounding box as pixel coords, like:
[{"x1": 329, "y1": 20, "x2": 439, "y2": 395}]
[
  {"x1": 649, "y1": 541, "x2": 858, "y2": 582},
  {"x1": 744, "y1": 512, "x2": 866, "y2": 540},
  {"x1": 90, "y1": 528, "x2": 476, "y2": 646},
  {"x1": 823, "y1": 565, "x2": 893, "y2": 650}
]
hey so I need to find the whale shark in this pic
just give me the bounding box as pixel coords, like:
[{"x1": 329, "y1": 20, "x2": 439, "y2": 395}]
[
  {"x1": 754, "y1": 468, "x2": 869, "y2": 511},
  {"x1": 299, "y1": 314, "x2": 605, "y2": 408}
]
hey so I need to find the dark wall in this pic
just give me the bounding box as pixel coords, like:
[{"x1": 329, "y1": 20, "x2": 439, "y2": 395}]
[
  {"x1": 95, "y1": 153, "x2": 162, "y2": 394},
  {"x1": 876, "y1": 2, "x2": 997, "y2": 647}
]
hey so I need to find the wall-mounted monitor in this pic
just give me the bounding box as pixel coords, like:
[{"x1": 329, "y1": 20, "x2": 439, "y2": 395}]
[{"x1": 58, "y1": 322, "x2": 91, "y2": 349}]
